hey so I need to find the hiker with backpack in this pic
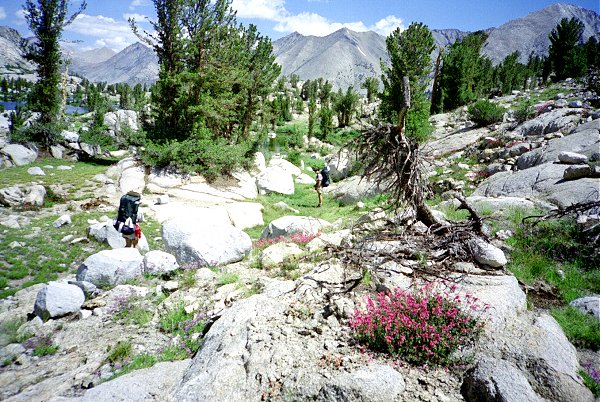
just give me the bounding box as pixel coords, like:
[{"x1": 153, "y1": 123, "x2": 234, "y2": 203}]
[
  {"x1": 313, "y1": 165, "x2": 330, "y2": 208},
  {"x1": 113, "y1": 191, "x2": 144, "y2": 248}
]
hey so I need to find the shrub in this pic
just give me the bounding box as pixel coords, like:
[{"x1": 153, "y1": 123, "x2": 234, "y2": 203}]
[
  {"x1": 159, "y1": 304, "x2": 207, "y2": 358},
  {"x1": 120, "y1": 126, "x2": 147, "y2": 147},
  {"x1": 106, "y1": 340, "x2": 132, "y2": 364},
  {"x1": 24, "y1": 335, "x2": 59, "y2": 357},
  {"x1": 513, "y1": 100, "x2": 536, "y2": 123},
  {"x1": 141, "y1": 135, "x2": 252, "y2": 182},
  {"x1": 350, "y1": 282, "x2": 488, "y2": 366},
  {"x1": 580, "y1": 363, "x2": 600, "y2": 397},
  {"x1": 551, "y1": 306, "x2": 600, "y2": 350},
  {"x1": 467, "y1": 100, "x2": 506, "y2": 127},
  {"x1": 79, "y1": 127, "x2": 118, "y2": 150},
  {"x1": 286, "y1": 149, "x2": 301, "y2": 166}
]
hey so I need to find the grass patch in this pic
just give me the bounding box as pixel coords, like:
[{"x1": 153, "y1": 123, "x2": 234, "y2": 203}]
[
  {"x1": 0, "y1": 211, "x2": 112, "y2": 299},
  {"x1": 32, "y1": 344, "x2": 59, "y2": 356},
  {"x1": 23, "y1": 334, "x2": 59, "y2": 356},
  {"x1": 159, "y1": 304, "x2": 207, "y2": 358},
  {"x1": 506, "y1": 218, "x2": 599, "y2": 302},
  {"x1": 0, "y1": 157, "x2": 114, "y2": 189},
  {"x1": 113, "y1": 297, "x2": 154, "y2": 326},
  {"x1": 551, "y1": 306, "x2": 600, "y2": 350},
  {"x1": 177, "y1": 269, "x2": 197, "y2": 289},
  {"x1": 216, "y1": 273, "x2": 239, "y2": 286},
  {"x1": 0, "y1": 317, "x2": 26, "y2": 344},
  {"x1": 580, "y1": 366, "x2": 600, "y2": 397},
  {"x1": 109, "y1": 353, "x2": 158, "y2": 380},
  {"x1": 139, "y1": 214, "x2": 164, "y2": 252},
  {"x1": 244, "y1": 183, "x2": 387, "y2": 240},
  {"x1": 438, "y1": 204, "x2": 470, "y2": 222},
  {"x1": 106, "y1": 340, "x2": 133, "y2": 364}
]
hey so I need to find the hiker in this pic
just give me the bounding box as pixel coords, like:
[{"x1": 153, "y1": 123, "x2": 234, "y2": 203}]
[
  {"x1": 113, "y1": 191, "x2": 144, "y2": 248},
  {"x1": 313, "y1": 166, "x2": 323, "y2": 207}
]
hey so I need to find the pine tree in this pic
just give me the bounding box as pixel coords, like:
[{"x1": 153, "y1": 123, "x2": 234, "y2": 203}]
[
  {"x1": 549, "y1": 17, "x2": 585, "y2": 80},
  {"x1": 333, "y1": 87, "x2": 359, "y2": 127},
  {"x1": 307, "y1": 96, "x2": 317, "y2": 138},
  {"x1": 23, "y1": 0, "x2": 86, "y2": 148},
  {"x1": 380, "y1": 22, "x2": 434, "y2": 142},
  {"x1": 319, "y1": 106, "x2": 333, "y2": 139},
  {"x1": 439, "y1": 31, "x2": 489, "y2": 111},
  {"x1": 496, "y1": 51, "x2": 527, "y2": 94},
  {"x1": 360, "y1": 76, "x2": 379, "y2": 103},
  {"x1": 319, "y1": 80, "x2": 333, "y2": 108}
]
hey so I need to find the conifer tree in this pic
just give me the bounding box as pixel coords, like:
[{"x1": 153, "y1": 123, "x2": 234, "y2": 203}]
[
  {"x1": 333, "y1": 87, "x2": 359, "y2": 127},
  {"x1": 361, "y1": 77, "x2": 379, "y2": 103},
  {"x1": 439, "y1": 31, "x2": 489, "y2": 112},
  {"x1": 380, "y1": 22, "x2": 434, "y2": 142},
  {"x1": 549, "y1": 17, "x2": 585, "y2": 80},
  {"x1": 23, "y1": 0, "x2": 86, "y2": 148}
]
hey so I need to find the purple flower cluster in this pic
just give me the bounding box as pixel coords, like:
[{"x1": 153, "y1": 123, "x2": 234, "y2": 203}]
[
  {"x1": 254, "y1": 232, "x2": 321, "y2": 248},
  {"x1": 174, "y1": 312, "x2": 208, "y2": 358},
  {"x1": 349, "y1": 281, "x2": 489, "y2": 366},
  {"x1": 583, "y1": 363, "x2": 600, "y2": 383},
  {"x1": 23, "y1": 334, "x2": 53, "y2": 350}
]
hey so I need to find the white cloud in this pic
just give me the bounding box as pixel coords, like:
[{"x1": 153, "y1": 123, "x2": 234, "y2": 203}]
[
  {"x1": 129, "y1": 0, "x2": 150, "y2": 10},
  {"x1": 123, "y1": 13, "x2": 149, "y2": 22},
  {"x1": 0, "y1": 7, "x2": 6, "y2": 20},
  {"x1": 371, "y1": 16, "x2": 405, "y2": 36},
  {"x1": 94, "y1": 36, "x2": 133, "y2": 51},
  {"x1": 65, "y1": 14, "x2": 139, "y2": 51},
  {"x1": 14, "y1": 9, "x2": 26, "y2": 25},
  {"x1": 231, "y1": 0, "x2": 286, "y2": 20},
  {"x1": 232, "y1": 0, "x2": 403, "y2": 38},
  {"x1": 274, "y1": 12, "x2": 368, "y2": 36}
]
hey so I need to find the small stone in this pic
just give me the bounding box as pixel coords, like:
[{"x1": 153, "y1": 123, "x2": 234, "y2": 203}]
[
  {"x1": 496, "y1": 229, "x2": 513, "y2": 240},
  {"x1": 61, "y1": 235, "x2": 74, "y2": 243},
  {"x1": 469, "y1": 238, "x2": 507, "y2": 268},
  {"x1": 27, "y1": 167, "x2": 45, "y2": 176},
  {"x1": 164, "y1": 281, "x2": 179, "y2": 291},
  {"x1": 156, "y1": 194, "x2": 170, "y2": 205},
  {"x1": 53, "y1": 214, "x2": 72, "y2": 228}
]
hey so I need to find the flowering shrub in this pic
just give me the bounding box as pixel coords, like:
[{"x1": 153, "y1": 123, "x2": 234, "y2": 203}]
[
  {"x1": 160, "y1": 304, "x2": 207, "y2": 358},
  {"x1": 349, "y1": 282, "x2": 489, "y2": 366},
  {"x1": 24, "y1": 334, "x2": 59, "y2": 356},
  {"x1": 580, "y1": 363, "x2": 600, "y2": 397}
]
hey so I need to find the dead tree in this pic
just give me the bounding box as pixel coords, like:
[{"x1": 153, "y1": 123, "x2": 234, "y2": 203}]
[{"x1": 348, "y1": 76, "x2": 437, "y2": 226}]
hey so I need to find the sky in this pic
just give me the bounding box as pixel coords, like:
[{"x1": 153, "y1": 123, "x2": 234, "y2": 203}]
[{"x1": 0, "y1": 0, "x2": 598, "y2": 52}]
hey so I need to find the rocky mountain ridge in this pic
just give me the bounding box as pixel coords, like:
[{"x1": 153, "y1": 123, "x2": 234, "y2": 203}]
[
  {"x1": 0, "y1": 3, "x2": 598, "y2": 89},
  {"x1": 68, "y1": 42, "x2": 158, "y2": 86}
]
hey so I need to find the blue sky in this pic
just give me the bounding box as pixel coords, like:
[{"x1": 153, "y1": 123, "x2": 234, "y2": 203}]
[{"x1": 0, "y1": 0, "x2": 598, "y2": 52}]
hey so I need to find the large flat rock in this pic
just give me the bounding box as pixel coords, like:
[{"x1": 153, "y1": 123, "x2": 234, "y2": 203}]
[{"x1": 473, "y1": 162, "x2": 600, "y2": 208}]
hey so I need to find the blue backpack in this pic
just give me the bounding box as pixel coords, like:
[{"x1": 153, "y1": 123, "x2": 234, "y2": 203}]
[{"x1": 321, "y1": 167, "x2": 330, "y2": 187}]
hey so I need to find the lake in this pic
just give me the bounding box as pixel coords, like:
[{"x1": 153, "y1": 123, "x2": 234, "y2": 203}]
[{"x1": 1, "y1": 101, "x2": 89, "y2": 115}]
